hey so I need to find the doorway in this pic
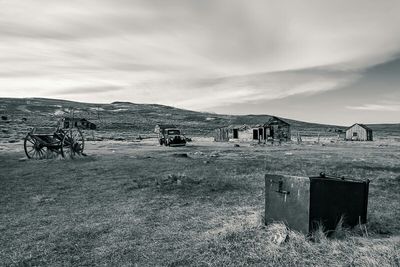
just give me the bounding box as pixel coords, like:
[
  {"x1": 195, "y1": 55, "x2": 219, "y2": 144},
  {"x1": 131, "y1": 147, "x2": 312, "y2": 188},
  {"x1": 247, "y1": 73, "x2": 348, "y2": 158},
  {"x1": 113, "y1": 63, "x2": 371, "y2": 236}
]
[
  {"x1": 233, "y1": 129, "x2": 239, "y2": 139},
  {"x1": 253, "y1": 129, "x2": 258, "y2": 140},
  {"x1": 258, "y1": 128, "x2": 263, "y2": 140}
]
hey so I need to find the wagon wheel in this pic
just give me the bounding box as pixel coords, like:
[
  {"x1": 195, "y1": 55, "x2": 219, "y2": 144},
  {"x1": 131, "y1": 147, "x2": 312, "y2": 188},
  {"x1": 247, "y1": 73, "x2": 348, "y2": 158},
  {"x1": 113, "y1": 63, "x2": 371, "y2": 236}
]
[
  {"x1": 61, "y1": 128, "x2": 84, "y2": 158},
  {"x1": 24, "y1": 134, "x2": 47, "y2": 159}
]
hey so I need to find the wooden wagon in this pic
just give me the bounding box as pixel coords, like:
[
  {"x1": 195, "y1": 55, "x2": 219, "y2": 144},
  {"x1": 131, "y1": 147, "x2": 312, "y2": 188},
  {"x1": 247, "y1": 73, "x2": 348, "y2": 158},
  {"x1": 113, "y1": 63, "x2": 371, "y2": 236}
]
[{"x1": 24, "y1": 127, "x2": 84, "y2": 159}]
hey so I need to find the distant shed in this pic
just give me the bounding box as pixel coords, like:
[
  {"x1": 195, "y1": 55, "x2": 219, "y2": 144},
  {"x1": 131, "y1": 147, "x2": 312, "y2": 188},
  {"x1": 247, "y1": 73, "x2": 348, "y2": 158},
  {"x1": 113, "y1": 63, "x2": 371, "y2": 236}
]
[
  {"x1": 214, "y1": 125, "x2": 253, "y2": 142},
  {"x1": 264, "y1": 116, "x2": 291, "y2": 141},
  {"x1": 346, "y1": 123, "x2": 373, "y2": 141},
  {"x1": 62, "y1": 117, "x2": 97, "y2": 130}
]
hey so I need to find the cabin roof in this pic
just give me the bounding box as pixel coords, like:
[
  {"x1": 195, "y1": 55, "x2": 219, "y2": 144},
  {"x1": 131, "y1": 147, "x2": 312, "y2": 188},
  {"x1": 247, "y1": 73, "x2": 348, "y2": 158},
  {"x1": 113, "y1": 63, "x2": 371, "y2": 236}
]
[
  {"x1": 218, "y1": 124, "x2": 251, "y2": 130},
  {"x1": 347, "y1": 123, "x2": 372, "y2": 131},
  {"x1": 264, "y1": 116, "x2": 290, "y2": 126}
]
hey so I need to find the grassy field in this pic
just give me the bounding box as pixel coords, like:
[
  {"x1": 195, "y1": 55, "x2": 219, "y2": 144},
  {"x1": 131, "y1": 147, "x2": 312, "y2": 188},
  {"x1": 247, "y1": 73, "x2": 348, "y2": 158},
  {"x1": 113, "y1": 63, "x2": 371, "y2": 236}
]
[{"x1": 1, "y1": 139, "x2": 399, "y2": 266}]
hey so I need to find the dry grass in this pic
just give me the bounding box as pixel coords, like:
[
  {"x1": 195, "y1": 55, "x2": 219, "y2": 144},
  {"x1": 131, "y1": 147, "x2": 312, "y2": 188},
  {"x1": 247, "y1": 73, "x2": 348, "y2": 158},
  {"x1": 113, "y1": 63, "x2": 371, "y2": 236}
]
[{"x1": 0, "y1": 141, "x2": 399, "y2": 266}]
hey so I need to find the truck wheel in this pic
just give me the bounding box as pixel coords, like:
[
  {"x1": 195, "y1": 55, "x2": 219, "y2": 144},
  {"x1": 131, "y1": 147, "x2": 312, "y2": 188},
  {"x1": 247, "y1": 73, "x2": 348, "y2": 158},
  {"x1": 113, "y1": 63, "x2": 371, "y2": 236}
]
[{"x1": 159, "y1": 139, "x2": 163, "y2": 145}]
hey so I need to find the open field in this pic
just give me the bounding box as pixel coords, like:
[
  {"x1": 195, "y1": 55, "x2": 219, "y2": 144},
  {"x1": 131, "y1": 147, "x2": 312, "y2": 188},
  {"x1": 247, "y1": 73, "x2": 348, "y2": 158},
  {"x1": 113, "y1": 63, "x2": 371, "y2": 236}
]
[{"x1": 1, "y1": 138, "x2": 400, "y2": 266}]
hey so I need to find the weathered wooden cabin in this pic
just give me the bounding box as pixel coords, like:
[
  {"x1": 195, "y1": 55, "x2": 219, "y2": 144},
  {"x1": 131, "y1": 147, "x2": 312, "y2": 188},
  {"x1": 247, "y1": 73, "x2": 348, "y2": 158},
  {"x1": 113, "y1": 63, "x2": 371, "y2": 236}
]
[
  {"x1": 214, "y1": 125, "x2": 253, "y2": 142},
  {"x1": 61, "y1": 117, "x2": 97, "y2": 130},
  {"x1": 215, "y1": 117, "x2": 291, "y2": 143},
  {"x1": 263, "y1": 116, "x2": 291, "y2": 141},
  {"x1": 345, "y1": 123, "x2": 373, "y2": 141}
]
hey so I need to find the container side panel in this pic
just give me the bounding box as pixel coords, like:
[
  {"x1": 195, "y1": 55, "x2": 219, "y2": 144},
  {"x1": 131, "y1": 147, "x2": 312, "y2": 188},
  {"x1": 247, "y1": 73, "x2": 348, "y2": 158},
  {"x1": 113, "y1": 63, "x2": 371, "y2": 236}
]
[
  {"x1": 265, "y1": 174, "x2": 310, "y2": 234},
  {"x1": 309, "y1": 178, "x2": 369, "y2": 233}
]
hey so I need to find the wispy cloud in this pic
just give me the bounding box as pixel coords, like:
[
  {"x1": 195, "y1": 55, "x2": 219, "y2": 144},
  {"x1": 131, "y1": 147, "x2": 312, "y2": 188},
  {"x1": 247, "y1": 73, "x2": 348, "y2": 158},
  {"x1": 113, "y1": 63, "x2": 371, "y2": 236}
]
[
  {"x1": 171, "y1": 69, "x2": 361, "y2": 109},
  {"x1": 347, "y1": 103, "x2": 400, "y2": 111},
  {"x1": 54, "y1": 85, "x2": 124, "y2": 96},
  {"x1": 0, "y1": 0, "x2": 400, "y2": 117}
]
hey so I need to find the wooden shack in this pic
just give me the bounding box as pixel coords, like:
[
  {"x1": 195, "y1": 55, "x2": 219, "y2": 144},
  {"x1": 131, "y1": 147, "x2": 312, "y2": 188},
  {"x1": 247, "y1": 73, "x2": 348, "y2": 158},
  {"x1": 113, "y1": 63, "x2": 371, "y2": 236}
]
[
  {"x1": 214, "y1": 125, "x2": 253, "y2": 142},
  {"x1": 264, "y1": 116, "x2": 291, "y2": 141},
  {"x1": 62, "y1": 117, "x2": 97, "y2": 130},
  {"x1": 345, "y1": 123, "x2": 373, "y2": 141}
]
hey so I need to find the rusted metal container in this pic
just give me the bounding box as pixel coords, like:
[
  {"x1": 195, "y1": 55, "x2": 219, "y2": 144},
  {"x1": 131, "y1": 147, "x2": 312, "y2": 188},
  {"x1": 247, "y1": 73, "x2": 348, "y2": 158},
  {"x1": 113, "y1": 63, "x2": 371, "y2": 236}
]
[{"x1": 265, "y1": 173, "x2": 369, "y2": 234}]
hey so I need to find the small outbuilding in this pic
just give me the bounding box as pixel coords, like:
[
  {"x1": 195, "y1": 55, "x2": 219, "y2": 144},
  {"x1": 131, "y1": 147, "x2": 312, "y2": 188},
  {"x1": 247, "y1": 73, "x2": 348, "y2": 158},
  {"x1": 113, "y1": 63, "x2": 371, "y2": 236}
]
[
  {"x1": 214, "y1": 124, "x2": 253, "y2": 142},
  {"x1": 263, "y1": 116, "x2": 291, "y2": 142},
  {"x1": 346, "y1": 123, "x2": 373, "y2": 141},
  {"x1": 61, "y1": 117, "x2": 97, "y2": 130},
  {"x1": 215, "y1": 117, "x2": 291, "y2": 143}
]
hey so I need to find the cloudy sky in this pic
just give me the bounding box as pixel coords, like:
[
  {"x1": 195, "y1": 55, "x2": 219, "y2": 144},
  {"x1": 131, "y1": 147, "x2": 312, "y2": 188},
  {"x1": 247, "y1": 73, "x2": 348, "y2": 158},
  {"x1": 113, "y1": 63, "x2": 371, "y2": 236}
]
[{"x1": 1, "y1": 0, "x2": 399, "y2": 125}]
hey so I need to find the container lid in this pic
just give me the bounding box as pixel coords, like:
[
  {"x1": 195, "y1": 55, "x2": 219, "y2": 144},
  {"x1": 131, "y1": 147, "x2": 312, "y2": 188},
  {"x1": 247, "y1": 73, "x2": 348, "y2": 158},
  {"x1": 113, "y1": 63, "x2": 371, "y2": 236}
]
[{"x1": 309, "y1": 172, "x2": 369, "y2": 184}]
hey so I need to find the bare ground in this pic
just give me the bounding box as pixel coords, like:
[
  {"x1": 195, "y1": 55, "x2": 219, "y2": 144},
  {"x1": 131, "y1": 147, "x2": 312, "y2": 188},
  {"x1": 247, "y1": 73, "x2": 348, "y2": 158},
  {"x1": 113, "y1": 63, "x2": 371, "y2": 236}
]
[{"x1": 1, "y1": 138, "x2": 399, "y2": 266}]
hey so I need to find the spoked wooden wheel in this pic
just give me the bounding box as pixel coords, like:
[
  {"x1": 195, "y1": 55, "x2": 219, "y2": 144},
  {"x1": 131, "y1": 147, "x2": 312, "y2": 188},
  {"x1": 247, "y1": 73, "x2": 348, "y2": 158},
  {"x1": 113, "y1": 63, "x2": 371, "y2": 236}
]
[
  {"x1": 24, "y1": 134, "x2": 46, "y2": 159},
  {"x1": 61, "y1": 128, "x2": 84, "y2": 158}
]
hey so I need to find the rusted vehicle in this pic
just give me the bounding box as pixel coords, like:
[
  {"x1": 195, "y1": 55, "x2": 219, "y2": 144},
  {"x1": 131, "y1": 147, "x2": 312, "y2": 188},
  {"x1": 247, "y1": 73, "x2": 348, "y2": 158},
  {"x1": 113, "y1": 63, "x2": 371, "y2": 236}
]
[
  {"x1": 24, "y1": 127, "x2": 84, "y2": 159},
  {"x1": 155, "y1": 125, "x2": 186, "y2": 147}
]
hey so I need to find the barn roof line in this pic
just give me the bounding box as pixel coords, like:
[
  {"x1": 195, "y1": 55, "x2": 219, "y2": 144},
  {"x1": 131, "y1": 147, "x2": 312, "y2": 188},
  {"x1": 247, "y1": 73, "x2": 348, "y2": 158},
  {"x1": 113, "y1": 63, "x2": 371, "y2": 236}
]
[
  {"x1": 217, "y1": 124, "x2": 252, "y2": 130},
  {"x1": 218, "y1": 116, "x2": 291, "y2": 130},
  {"x1": 347, "y1": 123, "x2": 372, "y2": 131},
  {"x1": 264, "y1": 116, "x2": 290, "y2": 126}
]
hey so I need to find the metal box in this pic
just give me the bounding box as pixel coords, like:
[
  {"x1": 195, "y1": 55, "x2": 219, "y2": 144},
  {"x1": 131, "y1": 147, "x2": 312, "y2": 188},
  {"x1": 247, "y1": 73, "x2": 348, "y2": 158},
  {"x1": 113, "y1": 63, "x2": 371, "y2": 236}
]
[{"x1": 265, "y1": 173, "x2": 369, "y2": 234}]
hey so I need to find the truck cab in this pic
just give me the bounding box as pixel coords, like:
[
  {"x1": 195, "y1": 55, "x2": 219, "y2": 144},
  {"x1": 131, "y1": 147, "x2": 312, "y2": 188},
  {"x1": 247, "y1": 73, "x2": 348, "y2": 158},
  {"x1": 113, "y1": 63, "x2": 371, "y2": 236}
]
[{"x1": 157, "y1": 127, "x2": 186, "y2": 146}]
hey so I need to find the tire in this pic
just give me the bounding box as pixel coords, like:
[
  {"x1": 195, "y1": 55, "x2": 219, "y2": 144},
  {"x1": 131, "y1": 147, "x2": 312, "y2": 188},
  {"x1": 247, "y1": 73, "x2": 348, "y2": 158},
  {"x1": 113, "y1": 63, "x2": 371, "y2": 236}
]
[{"x1": 24, "y1": 134, "x2": 46, "y2": 159}]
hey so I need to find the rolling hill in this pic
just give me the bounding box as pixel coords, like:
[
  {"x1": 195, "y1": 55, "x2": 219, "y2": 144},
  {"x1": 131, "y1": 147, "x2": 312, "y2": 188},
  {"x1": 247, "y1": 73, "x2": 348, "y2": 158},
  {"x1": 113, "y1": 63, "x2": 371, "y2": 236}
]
[{"x1": 0, "y1": 97, "x2": 399, "y2": 142}]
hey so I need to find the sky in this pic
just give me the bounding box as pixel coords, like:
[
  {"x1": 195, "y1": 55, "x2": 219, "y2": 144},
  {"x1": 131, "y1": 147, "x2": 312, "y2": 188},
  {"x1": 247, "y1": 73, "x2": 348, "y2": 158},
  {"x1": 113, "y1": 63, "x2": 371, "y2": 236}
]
[{"x1": 0, "y1": 0, "x2": 399, "y2": 125}]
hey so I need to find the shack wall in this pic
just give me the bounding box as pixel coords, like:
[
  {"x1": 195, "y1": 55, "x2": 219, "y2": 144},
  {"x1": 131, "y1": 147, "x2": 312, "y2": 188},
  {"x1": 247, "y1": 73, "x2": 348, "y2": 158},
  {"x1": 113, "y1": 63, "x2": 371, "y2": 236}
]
[
  {"x1": 266, "y1": 125, "x2": 291, "y2": 141},
  {"x1": 236, "y1": 128, "x2": 253, "y2": 142},
  {"x1": 346, "y1": 124, "x2": 372, "y2": 141},
  {"x1": 214, "y1": 127, "x2": 254, "y2": 142},
  {"x1": 214, "y1": 128, "x2": 229, "y2": 142}
]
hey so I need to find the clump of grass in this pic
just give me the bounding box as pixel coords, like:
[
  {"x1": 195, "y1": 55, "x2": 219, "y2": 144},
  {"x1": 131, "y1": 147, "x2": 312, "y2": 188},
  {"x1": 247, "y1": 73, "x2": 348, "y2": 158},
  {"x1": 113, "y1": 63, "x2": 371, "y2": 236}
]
[
  {"x1": 309, "y1": 222, "x2": 328, "y2": 243},
  {"x1": 155, "y1": 173, "x2": 188, "y2": 187},
  {"x1": 265, "y1": 223, "x2": 289, "y2": 245},
  {"x1": 176, "y1": 221, "x2": 399, "y2": 266},
  {"x1": 31, "y1": 194, "x2": 55, "y2": 205}
]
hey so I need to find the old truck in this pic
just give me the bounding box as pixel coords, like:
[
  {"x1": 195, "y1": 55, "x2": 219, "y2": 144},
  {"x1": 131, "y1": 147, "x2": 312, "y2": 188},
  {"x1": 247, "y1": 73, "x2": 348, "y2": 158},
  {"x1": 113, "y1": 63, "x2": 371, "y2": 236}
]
[{"x1": 155, "y1": 124, "x2": 187, "y2": 147}]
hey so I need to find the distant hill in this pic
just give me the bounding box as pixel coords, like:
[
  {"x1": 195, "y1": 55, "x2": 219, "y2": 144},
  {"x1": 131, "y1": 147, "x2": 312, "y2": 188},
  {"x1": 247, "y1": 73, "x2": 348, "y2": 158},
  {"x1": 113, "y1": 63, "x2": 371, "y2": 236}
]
[
  {"x1": 0, "y1": 97, "x2": 398, "y2": 141},
  {"x1": 365, "y1": 124, "x2": 400, "y2": 138}
]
